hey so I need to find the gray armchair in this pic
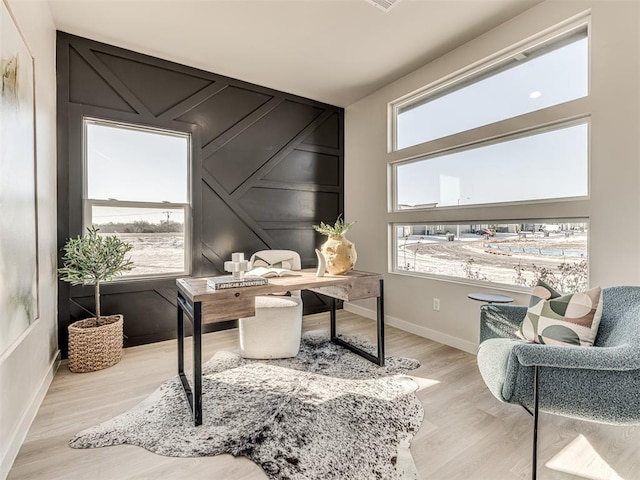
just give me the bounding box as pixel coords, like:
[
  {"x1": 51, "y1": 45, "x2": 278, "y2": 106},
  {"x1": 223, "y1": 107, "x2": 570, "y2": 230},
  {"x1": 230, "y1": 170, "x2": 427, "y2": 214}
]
[{"x1": 477, "y1": 286, "x2": 640, "y2": 479}]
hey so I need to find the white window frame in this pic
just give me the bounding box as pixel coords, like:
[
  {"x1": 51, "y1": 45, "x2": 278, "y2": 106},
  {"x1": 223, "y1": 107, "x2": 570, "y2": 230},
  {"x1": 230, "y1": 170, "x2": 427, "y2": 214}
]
[
  {"x1": 82, "y1": 117, "x2": 192, "y2": 281},
  {"x1": 386, "y1": 14, "x2": 592, "y2": 289},
  {"x1": 389, "y1": 15, "x2": 590, "y2": 153},
  {"x1": 390, "y1": 117, "x2": 591, "y2": 213}
]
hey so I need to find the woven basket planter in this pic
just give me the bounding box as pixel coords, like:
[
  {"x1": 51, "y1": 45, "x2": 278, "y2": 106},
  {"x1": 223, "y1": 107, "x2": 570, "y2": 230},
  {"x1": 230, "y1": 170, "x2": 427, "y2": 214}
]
[{"x1": 68, "y1": 314, "x2": 124, "y2": 373}]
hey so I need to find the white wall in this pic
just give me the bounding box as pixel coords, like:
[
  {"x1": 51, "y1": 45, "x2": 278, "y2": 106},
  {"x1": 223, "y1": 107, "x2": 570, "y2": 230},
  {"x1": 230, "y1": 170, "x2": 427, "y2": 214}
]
[
  {"x1": 0, "y1": 1, "x2": 58, "y2": 477},
  {"x1": 344, "y1": 0, "x2": 640, "y2": 353}
]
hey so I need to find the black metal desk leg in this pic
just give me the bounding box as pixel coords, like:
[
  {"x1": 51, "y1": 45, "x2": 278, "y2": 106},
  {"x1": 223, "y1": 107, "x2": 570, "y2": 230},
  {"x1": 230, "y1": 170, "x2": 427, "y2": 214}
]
[
  {"x1": 176, "y1": 294, "x2": 203, "y2": 426},
  {"x1": 532, "y1": 365, "x2": 540, "y2": 480},
  {"x1": 376, "y1": 279, "x2": 385, "y2": 366},
  {"x1": 329, "y1": 278, "x2": 385, "y2": 367},
  {"x1": 177, "y1": 301, "x2": 185, "y2": 375},
  {"x1": 192, "y1": 302, "x2": 202, "y2": 426},
  {"x1": 330, "y1": 297, "x2": 337, "y2": 340}
]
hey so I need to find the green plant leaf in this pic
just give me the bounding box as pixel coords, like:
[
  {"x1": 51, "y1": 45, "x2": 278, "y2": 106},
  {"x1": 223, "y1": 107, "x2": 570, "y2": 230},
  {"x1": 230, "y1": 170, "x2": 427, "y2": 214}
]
[
  {"x1": 58, "y1": 226, "x2": 134, "y2": 318},
  {"x1": 312, "y1": 214, "x2": 356, "y2": 237}
]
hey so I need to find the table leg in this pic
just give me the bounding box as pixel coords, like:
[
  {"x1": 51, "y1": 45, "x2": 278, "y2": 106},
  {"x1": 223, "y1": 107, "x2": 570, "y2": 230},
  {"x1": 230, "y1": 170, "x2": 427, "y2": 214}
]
[
  {"x1": 176, "y1": 293, "x2": 203, "y2": 426},
  {"x1": 377, "y1": 278, "x2": 385, "y2": 363},
  {"x1": 177, "y1": 295, "x2": 193, "y2": 414},
  {"x1": 329, "y1": 278, "x2": 385, "y2": 366},
  {"x1": 177, "y1": 298, "x2": 184, "y2": 375},
  {"x1": 330, "y1": 297, "x2": 336, "y2": 340},
  {"x1": 192, "y1": 302, "x2": 202, "y2": 426}
]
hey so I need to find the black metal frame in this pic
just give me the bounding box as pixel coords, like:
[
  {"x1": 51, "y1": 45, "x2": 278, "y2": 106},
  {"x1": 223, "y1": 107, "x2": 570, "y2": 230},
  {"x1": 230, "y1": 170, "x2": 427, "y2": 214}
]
[
  {"x1": 533, "y1": 365, "x2": 540, "y2": 480},
  {"x1": 329, "y1": 279, "x2": 385, "y2": 366},
  {"x1": 176, "y1": 278, "x2": 386, "y2": 426},
  {"x1": 522, "y1": 365, "x2": 540, "y2": 480},
  {"x1": 177, "y1": 292, "x2": 203, "y2": 425}
]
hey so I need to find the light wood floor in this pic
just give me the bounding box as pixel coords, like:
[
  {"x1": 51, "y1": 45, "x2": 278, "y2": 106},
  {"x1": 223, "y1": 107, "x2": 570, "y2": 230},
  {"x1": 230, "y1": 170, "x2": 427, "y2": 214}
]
[{"x1": 9, "y1": 311, "x2": 640, "y2": 480}]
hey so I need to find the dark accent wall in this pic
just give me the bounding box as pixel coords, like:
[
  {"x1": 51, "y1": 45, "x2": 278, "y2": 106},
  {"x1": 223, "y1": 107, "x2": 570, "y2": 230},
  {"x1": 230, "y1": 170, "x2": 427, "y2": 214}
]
[{"x1": 56, "y1": 32, "x2": 344, "y2": 356}]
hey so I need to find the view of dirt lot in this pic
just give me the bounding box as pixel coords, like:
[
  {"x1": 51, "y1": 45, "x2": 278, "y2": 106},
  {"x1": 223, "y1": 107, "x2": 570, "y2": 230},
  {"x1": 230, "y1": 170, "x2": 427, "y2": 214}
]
[
  {"x1": 101, "y1": 228, "x2": 586, "y2": 289},
  {"x1": 398, "y1": 232, "x2": 587, "y2": 289},
  {"x1": 104, "y1": 232, "x2": 185, "y2": 277}
]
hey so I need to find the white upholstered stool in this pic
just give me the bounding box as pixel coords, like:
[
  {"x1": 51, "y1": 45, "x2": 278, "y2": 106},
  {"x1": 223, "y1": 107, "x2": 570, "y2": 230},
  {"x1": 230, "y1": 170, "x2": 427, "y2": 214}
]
[
  {"x1": 239, "y1": 295, "x2": 303, "y2": 359},
  {"x1": 238, "y1": 249, "x2": 304, "y2": 359}
]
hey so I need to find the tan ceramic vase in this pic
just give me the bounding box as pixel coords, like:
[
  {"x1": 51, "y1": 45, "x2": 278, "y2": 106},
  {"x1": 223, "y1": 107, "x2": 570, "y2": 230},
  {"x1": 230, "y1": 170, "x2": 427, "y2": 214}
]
[{"x1": 320, "y1": 235, "x2": 357, "y2": 275}]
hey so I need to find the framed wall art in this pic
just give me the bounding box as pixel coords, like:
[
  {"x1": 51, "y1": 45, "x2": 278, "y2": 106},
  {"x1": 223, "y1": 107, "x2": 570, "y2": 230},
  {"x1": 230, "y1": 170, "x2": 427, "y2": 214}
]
[{"x1": 0, "y1": 0, "x2": 38, "y2": 355}]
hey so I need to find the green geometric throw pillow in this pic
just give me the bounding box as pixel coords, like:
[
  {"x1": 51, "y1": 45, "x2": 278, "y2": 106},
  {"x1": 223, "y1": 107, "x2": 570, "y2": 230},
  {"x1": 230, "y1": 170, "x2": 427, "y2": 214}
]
[{"x1": 521, "y1": 280, "x2": 603, "y2": 347}]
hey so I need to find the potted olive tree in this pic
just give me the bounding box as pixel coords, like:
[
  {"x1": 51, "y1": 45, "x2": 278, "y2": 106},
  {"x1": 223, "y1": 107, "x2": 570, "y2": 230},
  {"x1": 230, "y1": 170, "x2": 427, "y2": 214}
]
[
  {"x1": 313, "y1": 215, "x2": 357, "y2": 275},
  {"x1": 59, "y1": 226, "x2": 134, "y2": 372}
]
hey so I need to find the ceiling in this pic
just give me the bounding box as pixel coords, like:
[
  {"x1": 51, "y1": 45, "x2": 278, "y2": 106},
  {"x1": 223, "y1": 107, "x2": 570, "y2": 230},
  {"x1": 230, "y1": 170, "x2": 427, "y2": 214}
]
[{"x1": 48, "y1": 0, "x2": 541, "y2": 107}]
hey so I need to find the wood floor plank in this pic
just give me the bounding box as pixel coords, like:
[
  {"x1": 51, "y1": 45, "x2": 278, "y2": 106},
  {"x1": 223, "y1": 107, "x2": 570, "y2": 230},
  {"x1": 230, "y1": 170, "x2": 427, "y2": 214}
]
[{"x1": 8, "y1": 311, "x2": 640, "y2": 479}]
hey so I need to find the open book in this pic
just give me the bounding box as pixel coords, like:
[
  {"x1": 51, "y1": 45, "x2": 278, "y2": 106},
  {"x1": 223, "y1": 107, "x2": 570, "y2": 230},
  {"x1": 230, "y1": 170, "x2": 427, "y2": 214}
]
[{"x1": 246, "y1": 266, "x2": 301, "y2": 278}]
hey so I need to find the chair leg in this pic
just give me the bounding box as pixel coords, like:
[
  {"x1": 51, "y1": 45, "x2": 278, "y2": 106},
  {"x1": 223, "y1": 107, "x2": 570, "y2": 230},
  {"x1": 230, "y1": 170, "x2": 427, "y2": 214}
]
[{"x1": 532, "y1": 365, "x2": 539, "y2": 480}]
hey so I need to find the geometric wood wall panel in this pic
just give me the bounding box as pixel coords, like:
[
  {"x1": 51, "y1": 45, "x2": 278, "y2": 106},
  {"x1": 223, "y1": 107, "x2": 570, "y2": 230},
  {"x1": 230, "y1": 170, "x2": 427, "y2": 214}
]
[
  {"x1": 57, "y1": 31, "x2": 343, "y2": 355},
  {"x1": 94, "y1": 51, "x2": 214, "y2": 117},
  {"x1": 203, "y1": 100, "x2": 323, "y2": 193},
  {"x1": 201, "y1": 185, "x2": 268, "y2": 270},
  {"x1": 68, "y1": 46, "x2": 136, "y2": 113},
  {"x1": 264, "y1": 149, "x2": 339, "y2": 186},
  {"x1": 68, "y1": 286, "x2": 235, "y2": 347},
  {"x1": 176, "y1": 86, "x2": 273, "y2": 146},
  {"x1": 68, "y1": 288, "x2": 177, "y2": 345},
  {"x1": 302, "y1": 112, "x2": 340, "y2": 148},
  {"x1": 239, "y1": 189, "x2": 339, "y2": 223},
  {"x1": 265, "y1": 228, "x2": 323, "y2": 265},
  {"x1": 99, "y1": 290, "x2": 176, "y2": 339}
]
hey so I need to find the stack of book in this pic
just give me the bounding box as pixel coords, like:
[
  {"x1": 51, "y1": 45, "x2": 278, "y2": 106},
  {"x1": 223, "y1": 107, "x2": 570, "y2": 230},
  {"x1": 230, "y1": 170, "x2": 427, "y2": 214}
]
[{"x1": 207, "y1": 275, "x2": 268, "y2": 290}]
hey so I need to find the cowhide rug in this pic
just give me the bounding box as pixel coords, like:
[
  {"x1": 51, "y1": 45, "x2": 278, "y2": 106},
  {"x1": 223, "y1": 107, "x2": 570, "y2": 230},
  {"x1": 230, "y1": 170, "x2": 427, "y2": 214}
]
[{"x1": 70, "y1": 331, "x2": 423, "y2": 479}]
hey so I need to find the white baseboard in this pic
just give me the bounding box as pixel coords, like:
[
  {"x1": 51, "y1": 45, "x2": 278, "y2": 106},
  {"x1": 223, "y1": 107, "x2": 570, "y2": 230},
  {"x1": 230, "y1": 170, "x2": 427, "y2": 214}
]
[
  {"x1": 1, "y1": 351, "x2": 60, "y2": 480},
  {"x1": 343, "y1": 303, "x2": 478, "y2": 355}
]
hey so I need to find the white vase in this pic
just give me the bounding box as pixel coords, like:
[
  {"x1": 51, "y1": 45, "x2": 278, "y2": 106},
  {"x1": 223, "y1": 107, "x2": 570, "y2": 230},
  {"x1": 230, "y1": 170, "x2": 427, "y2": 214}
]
[{"x1": 320, "y1": 235, "x2": 357, "y2": 275}]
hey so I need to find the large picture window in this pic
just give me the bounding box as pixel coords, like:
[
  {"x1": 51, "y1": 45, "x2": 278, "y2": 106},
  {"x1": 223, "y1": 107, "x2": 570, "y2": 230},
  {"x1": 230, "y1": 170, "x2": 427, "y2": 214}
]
[
  {"x1": 388, "y1": 18, "x2": 590, "y2": 288},
  {"x1": 393, "y1": 25, "x2": 588, "y2": 150},
  {"x1": 84, "y1": 118, "x2": 191, "y2": 279},
  {"x1": 395, "y1": 121, "x2": 588, "y2": 210},
  {"x1": 394, "y1": 221, "x2": 588, "y2": 292}
]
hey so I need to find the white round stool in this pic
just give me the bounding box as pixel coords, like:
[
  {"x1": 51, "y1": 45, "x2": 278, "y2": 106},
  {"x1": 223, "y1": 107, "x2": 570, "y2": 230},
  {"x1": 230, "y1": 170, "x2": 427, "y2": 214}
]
[{"x1": 239, "y1": 295, "x2": 303, "y2": 359}]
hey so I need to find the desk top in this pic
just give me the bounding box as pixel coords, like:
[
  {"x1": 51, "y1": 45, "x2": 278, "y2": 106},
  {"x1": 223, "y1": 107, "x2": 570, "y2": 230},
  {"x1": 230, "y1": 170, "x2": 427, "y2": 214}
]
[{"x1": 177, "y1": 270, "x2": 382, "y2": 323}]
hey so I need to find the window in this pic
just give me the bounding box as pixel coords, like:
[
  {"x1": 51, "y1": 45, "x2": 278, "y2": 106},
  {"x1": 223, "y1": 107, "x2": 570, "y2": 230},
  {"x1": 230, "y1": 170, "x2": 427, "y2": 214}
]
[
  {"x1": 394, "y1": 221, "x2": 588, "y2": 292},
  {"x1": 84, "y1": 118, "x2": 191, "y2": 279},
  {"x1": 393, "y1": 26, "x2": 588, "y2": 150},
  {"x1": 395, "y1": 121, "x2": 588, "y2": 210},
  {"x1": 388, "y1": 18, "x2": 591, "y2": 288}
]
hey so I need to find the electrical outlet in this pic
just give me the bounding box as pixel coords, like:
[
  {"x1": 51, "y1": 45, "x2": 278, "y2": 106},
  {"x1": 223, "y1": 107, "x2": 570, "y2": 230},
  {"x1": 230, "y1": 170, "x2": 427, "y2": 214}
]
[{"x1": 433, "y1": 298, "x2": 440, "y2": 311}]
